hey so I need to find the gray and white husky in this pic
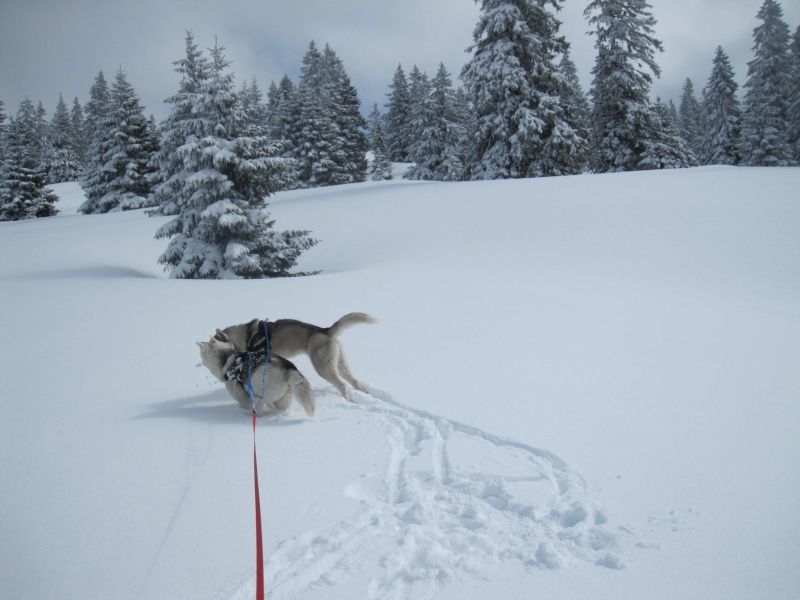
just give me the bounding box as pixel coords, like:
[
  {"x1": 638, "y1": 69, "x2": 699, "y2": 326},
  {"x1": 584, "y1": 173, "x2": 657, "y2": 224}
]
[
  {"x1": 217, "y1": 312, "x2": 377, "y2": 402},
  {"x1": 198, "y1": 333, "x2": 315, "y2": 418}
]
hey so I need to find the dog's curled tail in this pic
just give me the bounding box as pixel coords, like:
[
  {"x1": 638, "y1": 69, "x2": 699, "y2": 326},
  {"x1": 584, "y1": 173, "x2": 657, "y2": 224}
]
[{"x1": 327, "y1": 312, "x2": 378, "y2": 338}]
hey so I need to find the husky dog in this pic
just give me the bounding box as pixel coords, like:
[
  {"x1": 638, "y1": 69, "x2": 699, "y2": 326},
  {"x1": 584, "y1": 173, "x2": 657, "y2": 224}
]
[
  {"x1": 198, "y1": 333, "x2": 315, "y2": 418},
  {"x1": 218, "y1": 312, "x2": 377, "y2": 402}
]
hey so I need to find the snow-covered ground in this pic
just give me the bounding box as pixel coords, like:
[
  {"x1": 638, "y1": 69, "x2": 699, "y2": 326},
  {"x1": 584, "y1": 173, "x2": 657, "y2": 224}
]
[{"x1": 1, "y1": 167, "x2": 799, "y2": 600}]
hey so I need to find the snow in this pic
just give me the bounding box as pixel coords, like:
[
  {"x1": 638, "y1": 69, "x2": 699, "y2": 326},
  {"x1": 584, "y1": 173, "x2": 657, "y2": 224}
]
[{"x1": 2, "y1": 167, "x2": 799, "y2": 600}]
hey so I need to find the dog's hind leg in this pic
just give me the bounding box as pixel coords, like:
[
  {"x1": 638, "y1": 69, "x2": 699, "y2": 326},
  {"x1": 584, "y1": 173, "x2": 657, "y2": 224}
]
[
  {"x1": 310, "y1": 340, "x2": 352, "y2": 401},
  {"x1": 336, "y1": 346, "x2": 368, "y2": 393}
]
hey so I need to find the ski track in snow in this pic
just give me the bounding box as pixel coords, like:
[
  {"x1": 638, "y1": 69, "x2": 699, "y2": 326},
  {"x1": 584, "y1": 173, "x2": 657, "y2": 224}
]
[{"x1": 224, "y1": 385, "x2": 630, "y2": 600}]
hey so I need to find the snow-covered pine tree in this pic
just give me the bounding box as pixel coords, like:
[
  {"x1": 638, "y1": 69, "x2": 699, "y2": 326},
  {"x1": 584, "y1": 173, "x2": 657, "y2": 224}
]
[
  {"x1": 461, "y1": 0, "x2": 586, "y2": 179},
  {"x1": 291, "y1": 41, "x2": 341, "y2": 187},
  {"x1": 0, "y1": 100, "x2": 7, "y2": 167},
  {"x1": 585, "y1": 0, "x2": 669, "y2": 172},
  {"x1": 155, "y1": 38, "x2": 314, "y2": 279},
  {"x1": 787, "y1": 26, "x2": 800, "y2": 163},
  {"x1": 70, "y1": 97, "x2": 87, "y2": 171},
  {"x1": 431, "y1": 63, "x2": 469, "y2": 181},
  {"x1": 148, "y1": 31, "x2": 212, "y2": 216},
  {"x1": 241, "y1": 78, "x2": 270, "y2": 134},
  {"x1": 267, "y1": 75, "x2": 297, "y2": 149},
  {"x1": 678, "y1": 78, "x2": 704, "y2": 157},
  {"x1": 638, "y1": 98, "x2": 697, "y2": 169},
  {"x1": 79, "y1": 72, "x2": 113, "y2": 209},
  {"x1": 46, "y1": 94, "x2": 82, "y2": 183},
  {"x1": 368, "y1": 103, "x2": 393, "y2": 181},
  {"x1": 739, "y1": 0, "x2": 794, "y2": 166},
  {"x1": 558, "y1": 49, "x2": 592, "y2": 172},
  {"x1": 79, "y1": 69, "x2": 156, "y2": 213},
  {"x1": 406, "y1": 63, "x2": 467, "y2": 181},
  {"x1": 384, "y1": 65, "x2": 413, "y2": 162},
  {"x1": 0, "y1": 98, "x2": 59, "y2": 220},
  {"x1": 699, "y1": 47, "x2": 741, "y2": 165},
  {"x1": 289, "y1": 42, "x2": 367, "y2": 187},
  {"x1": 323, "y1": 44, "x2": 368, "y2": 184}
]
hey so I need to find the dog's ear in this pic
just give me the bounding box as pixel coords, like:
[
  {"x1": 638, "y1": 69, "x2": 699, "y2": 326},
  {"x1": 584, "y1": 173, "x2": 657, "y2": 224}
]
[
  {"x1": 197, "y1": 341, "x2": 206, "y2": 348},
  {"x1": 213, "y1": 329, "x2": 230, "y2": 342}
]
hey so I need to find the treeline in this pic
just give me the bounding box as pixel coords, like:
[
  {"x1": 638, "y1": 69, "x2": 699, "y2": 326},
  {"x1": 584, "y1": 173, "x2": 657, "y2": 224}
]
[{"x1": 0, "y1": 0, "x2": 798, "y2": 278}]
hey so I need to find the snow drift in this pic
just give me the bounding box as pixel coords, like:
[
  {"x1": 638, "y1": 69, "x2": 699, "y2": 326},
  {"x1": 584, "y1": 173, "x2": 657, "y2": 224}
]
[{"x1": 1, "y1": 166, "x2": 798, "y2": 599}]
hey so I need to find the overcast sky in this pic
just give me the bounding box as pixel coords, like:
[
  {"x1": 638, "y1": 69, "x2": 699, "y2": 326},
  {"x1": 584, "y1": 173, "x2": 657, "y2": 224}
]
[{"x1": 1, "y1": 0, "x2": 798, "y2": 123}]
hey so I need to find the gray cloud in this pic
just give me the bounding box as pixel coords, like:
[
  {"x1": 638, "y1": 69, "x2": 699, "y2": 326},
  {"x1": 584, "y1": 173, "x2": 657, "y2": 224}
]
[{"x1": 1, "y1": 0, "x2": 798, "y2": 123}]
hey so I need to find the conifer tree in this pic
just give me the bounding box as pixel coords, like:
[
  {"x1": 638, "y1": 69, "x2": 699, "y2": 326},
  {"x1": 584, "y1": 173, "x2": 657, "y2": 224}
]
[
  {"x1": 639, "y1": 98, "x2": 697, "y2": 169},
  {"x1": 267, "y1": 75, "x2": 297, "y2": 146},
  {"x1": 79, "y1": 72, "x2": 113, "y2": 208},
  {"x1": 406, "y1": 63, "x2": 468, "y2": 181},
  {"x1": 289, "y1": 42, "x2": 367, "y2": 187},
  {"x1": 367, "y1": 103, "x2": 393, "y2": 180},
  {"x1": 46, "y1": 94, "x2": 82, "y2": 183},
  {"x1": 739, "y1": 0, "x2": 793, "y2": 166},
  {"x1": 149, "y1": 31, "x2": 213, "y2": 216},
  {"x1": 461, "y1": 0, "x2": 586, "y2": 179},
  {"x1": 384, "y1": 65, "x2": 413, "y2": 162},
  {"x1": 678, "y1": 78, "x2": 703, "y2": 156},
  {"x1": 787, "y1": 26, "x2": 800, "y2": 162},
  {"x1": 70, "y1": 97, "x2": 87, "y2": 170},
  {"x1": 154, "y1": 37, "x2": 314, "y2": 279},
  {"x1": 0, "y1": 100, "x2": 8, "y2": 168},
  {"x1": 585, "y1": 0, "x2": 683, "y2": 172},
  {"x1": 0, "y1": 98, "x2": 59, "y2": 220},
  {"x1": 700, "y1": 47, "x2": 741, "y2": 165},
  {"x1": 323, "y1": 44, "x2": 368, "y2": 184},
  {"x1": 558, "y1": 49, "x2": 592, "y2": 172},
  {"x1": 79, "y1": 68, "x2": 156, "y2": 213},
  {"x1": 291, "y1": 41, "x2": 340, "y2": 187}
]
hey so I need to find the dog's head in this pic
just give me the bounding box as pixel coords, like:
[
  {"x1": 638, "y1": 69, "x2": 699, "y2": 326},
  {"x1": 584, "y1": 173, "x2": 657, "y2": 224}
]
[
  {"x1": 197, "y1": 331, "x2": 237, "y2": 382},
  {"x1": 219, "y1": 319, "x2": 265, "y2": 352}
]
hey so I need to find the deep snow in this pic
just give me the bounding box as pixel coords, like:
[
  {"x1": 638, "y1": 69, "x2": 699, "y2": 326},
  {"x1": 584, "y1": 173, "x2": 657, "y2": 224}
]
[{"x1": 1, "y1": 167, "x2": 799, "y2": 600}]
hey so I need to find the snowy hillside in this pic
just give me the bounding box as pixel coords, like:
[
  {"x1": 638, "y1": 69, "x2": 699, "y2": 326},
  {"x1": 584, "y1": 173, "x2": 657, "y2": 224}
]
[{"x1": 1, "y1": 167, "x2": 799, "y2": 600}]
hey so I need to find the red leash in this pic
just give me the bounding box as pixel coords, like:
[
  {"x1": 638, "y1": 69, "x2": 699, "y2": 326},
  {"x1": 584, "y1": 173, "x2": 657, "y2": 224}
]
[{"x1": 252, "y1": 412, "x2": 265, "y2": 600}]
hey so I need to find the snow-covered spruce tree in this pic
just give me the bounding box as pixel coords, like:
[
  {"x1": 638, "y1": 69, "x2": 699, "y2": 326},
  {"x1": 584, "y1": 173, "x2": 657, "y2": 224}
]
[
  {"x1": 149, "y1": 31, "x2": 212, "y2": 216},
  {"x1": 155, "y1": 39, "x2": 315, "y2": 279},
  {"x1": 368, "y1": 103, "x2": 393, "y2": 180},
  {"x1": 46, "y1": 94, "x2": 82, "y2": 183},
  {"x1": 79, "y1": 69, "x2": 156, "y2": 213},
  {"x1": 558, "y1": 49, "x2": 592, "y2": 172},
  {"x1": 0, "y1": 100, "x2": 7, "y2": 167},
  {"x1": 241, "y1": 78, "x2": 270, "y2": 133},
  {"x1": 70, "y1": 97, "x2": 87, "y2": 171},
  {"x1": 323, "y1": 44, "x2": 368, "y2": 184},
  {"x1": 699, "y1": 47, "x2": 741, "y2": 165},
  {"x1": 384, "y1": 64, "x2": 413, "y2": 162},
  {"x1": 461, "y1": 0, "x2": 587, "y2": 179},
  {"x1": 291, "y1": 42, "x2": 341, "y2": 187},
  {"x1": 739, "y1": 0, "x2": 793, "y2": 166},
  {"x1": 678, "y1": 79, "x2": 703, "y2": 157},
  {"x1": 638, "y1": 98, "x2": 697, "y2": 169},
  {"x1": 79, "y1": 72, "x2": 112, "y2": 209},
  {"x1": 586, "y1": 0, "x2": 686, "y2": 172},
  {"x1": 406, "y1": 63, "x2": 468, "y2": 181},
  {"x1": 267, "y1": 75, "x2": 297, "y2": 147},
  {"x1": 0, "y1": 98, "x2": 59, "y2": 220},
  {"x1": 787, "y1": 26, "x2": 800, "y2": 163},
  {"x1": 289, "y1": 42, "x2": 367, "y2": 187}
]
